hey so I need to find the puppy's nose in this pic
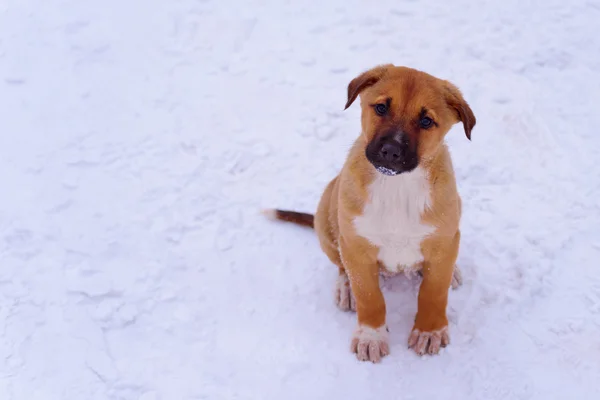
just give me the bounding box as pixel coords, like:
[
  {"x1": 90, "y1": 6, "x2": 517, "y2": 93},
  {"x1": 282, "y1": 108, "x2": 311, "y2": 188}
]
[{"x1": 379, "y1": 141, "x2": 404, "y2": 162}]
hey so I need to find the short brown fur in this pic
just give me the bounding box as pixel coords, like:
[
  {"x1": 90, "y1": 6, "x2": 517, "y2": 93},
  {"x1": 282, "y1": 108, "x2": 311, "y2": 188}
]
[{"x1": 267, "y1": 64, "x2": 475, "y2": 362}]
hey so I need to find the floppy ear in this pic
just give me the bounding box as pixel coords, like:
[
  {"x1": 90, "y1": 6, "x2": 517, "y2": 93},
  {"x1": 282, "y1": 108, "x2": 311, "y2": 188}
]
[
  {"x1": 344, "y1": 64, "x2": 393, "y2": 110},
  {"x1": 444, "y1": 81, "x2": 476, "y2": 140}
]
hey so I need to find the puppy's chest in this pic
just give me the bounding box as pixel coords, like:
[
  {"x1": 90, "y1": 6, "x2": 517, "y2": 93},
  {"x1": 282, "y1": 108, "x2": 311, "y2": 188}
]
[{"x1": 353, "y1": 169, "x2": 435, "y2": 274}]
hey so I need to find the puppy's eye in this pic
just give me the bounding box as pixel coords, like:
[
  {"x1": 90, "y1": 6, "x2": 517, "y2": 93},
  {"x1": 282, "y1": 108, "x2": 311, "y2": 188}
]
[
  {"x1": 420, "y1": 117, "x2": 434, "y2": 129},
  {"x1": 374, "y1": 103, "x2": 388, "y2": 116}
]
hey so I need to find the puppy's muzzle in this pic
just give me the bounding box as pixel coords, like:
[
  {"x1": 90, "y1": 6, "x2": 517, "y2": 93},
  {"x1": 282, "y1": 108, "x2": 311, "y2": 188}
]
[{"x1": 366, "y1": 132, "x2": 418, "y2": 176}]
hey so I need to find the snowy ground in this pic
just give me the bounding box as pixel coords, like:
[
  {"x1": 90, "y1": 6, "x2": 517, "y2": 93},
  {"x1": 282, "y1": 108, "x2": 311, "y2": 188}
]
[{"x1": 1, "y1": 0, "x2": 600, "y2": 399}]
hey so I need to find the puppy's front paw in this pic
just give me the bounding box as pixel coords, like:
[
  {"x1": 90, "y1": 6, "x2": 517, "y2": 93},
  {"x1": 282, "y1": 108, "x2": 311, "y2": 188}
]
[
  {"x1": 351, "y1": 325, "x2": 390, "y2": 363},
  {"x1": 335, "y1": 273, "x2": 355, "y2": 312},
  {"x1": 408, "y1": 326, "x2": 450, "y2": 355}
]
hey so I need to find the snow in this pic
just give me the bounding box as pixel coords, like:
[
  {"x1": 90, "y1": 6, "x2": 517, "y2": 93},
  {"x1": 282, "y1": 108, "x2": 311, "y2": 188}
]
[{"x1": 1, "y1": 0, "x2": 600, "y2": 398}]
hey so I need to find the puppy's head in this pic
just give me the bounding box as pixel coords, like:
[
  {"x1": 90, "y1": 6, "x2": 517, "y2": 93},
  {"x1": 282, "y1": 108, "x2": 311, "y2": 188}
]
[{"x1": 344, "y1": 64, "x2": 476, "y2": 176}]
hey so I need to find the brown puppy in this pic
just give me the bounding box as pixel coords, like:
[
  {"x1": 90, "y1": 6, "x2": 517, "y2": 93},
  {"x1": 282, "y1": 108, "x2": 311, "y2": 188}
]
[{"x1": 264, "y1": 64, "x2": 475, "y2": 363}]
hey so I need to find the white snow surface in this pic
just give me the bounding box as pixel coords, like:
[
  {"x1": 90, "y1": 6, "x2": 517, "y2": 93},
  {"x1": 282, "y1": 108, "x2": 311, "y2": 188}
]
[{"x1": 1, "y1": 0, "x2": 600, "y2": 399}]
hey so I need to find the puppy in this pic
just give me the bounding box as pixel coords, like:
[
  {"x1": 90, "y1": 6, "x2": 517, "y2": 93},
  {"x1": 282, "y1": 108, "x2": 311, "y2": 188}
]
[{"x1": 264, "y1": 64, "x2": 475, "y2": 362}]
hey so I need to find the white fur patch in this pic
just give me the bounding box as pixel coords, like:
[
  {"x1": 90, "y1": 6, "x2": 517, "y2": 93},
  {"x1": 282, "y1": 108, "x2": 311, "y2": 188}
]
[
  {"x1": 260, "y1": 208, "x2": 277, "y2": 220},
  {"x1": 354, "y1": 167, "x2": 435, "y2": 275}
]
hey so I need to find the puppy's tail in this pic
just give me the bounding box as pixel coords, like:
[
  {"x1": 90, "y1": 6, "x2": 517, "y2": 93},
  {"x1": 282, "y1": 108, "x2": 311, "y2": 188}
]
[{"x1": 261, "y1": 208, "x2": 314, "y2": 229}]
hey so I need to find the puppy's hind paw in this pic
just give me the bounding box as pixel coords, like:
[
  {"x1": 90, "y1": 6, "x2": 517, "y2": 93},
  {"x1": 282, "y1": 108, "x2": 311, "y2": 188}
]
[
  {"x1": 335, "y1": 273, "x2": 356, "y2": 312},
  {"x1": 451, "y1": 265, "x2": 463, "y2": 290}
]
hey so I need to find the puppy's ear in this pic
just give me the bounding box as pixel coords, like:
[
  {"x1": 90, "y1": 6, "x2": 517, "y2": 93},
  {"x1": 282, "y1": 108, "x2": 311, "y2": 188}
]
[
  {"x1": 444, "y1": 81, "x2": 476, "y2": 140},
  {"x1": 344, "y1": 64, "x2": 393, "y2": 110}
]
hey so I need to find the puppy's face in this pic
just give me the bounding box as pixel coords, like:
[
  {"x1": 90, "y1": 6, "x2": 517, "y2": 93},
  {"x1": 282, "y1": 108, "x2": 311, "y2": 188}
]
[{"x1": 344, "y1": 65, "x2": 476, "y2": 176}]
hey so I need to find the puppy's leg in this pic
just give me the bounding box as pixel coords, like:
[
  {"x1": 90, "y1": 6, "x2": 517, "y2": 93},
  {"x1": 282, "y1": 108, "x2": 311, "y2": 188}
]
[
  {"x1": 340, "y1": 238, "x2": 389, "y2": 363},
  {"x1": 313, "y1": 177, "x2": 357, "y2": 311},
  {"x1": 408, "y1": 231, "x2": 460, "y2": 355},
  {"x1": 418, "y1": 264, "x2": 462, "y2": 290},
  {"x1": 315, "y1": 237, "x2": 355, "y2": 312}
]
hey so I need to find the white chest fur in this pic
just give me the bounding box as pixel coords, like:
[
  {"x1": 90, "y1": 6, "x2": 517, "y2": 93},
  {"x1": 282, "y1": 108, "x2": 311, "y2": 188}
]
[{"x1": 353, "y1": 167, "x2": 435, "y2": 275}]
